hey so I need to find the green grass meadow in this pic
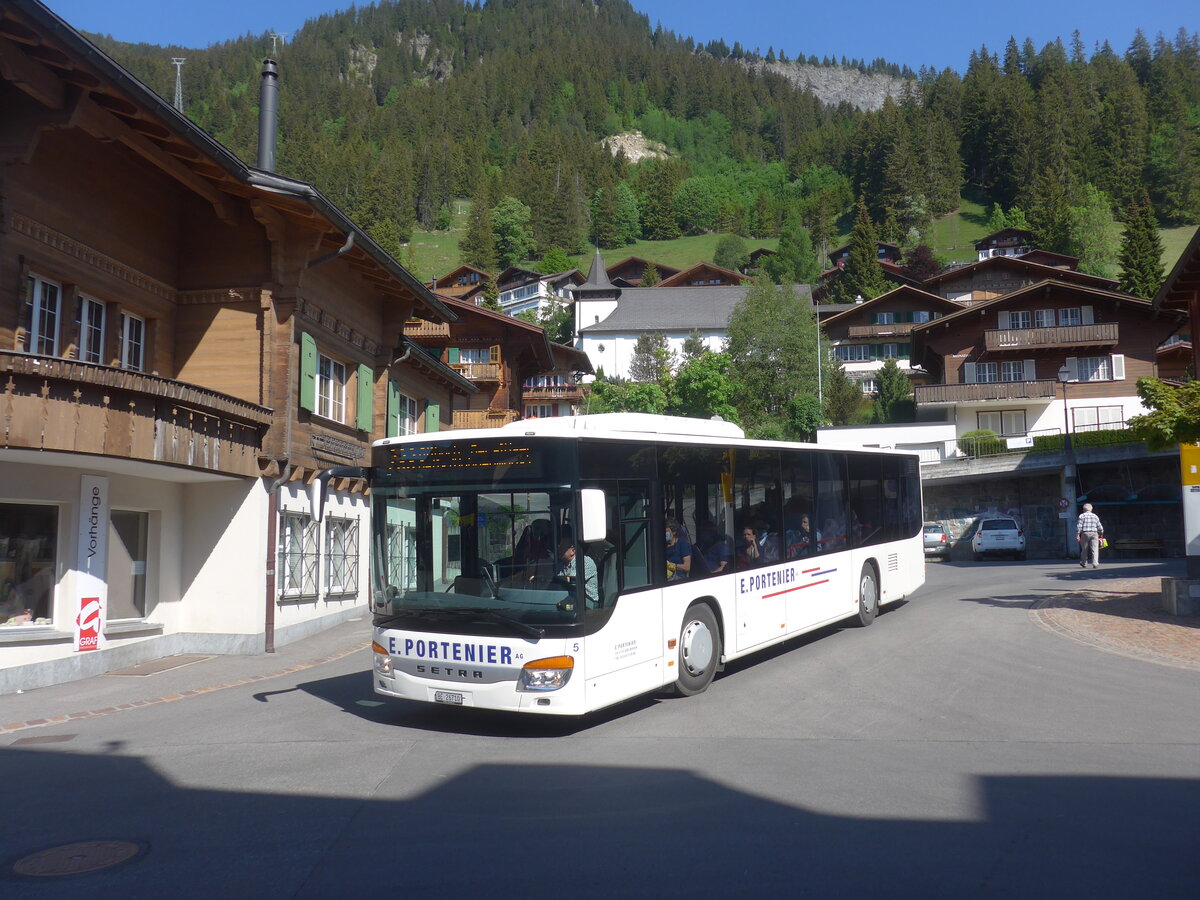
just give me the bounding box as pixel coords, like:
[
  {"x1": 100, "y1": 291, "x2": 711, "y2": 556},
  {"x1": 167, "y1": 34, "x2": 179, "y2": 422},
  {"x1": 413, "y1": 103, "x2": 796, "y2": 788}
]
[{"x1": 404, "y1": 198, "x2": 1196, "y2": 284}]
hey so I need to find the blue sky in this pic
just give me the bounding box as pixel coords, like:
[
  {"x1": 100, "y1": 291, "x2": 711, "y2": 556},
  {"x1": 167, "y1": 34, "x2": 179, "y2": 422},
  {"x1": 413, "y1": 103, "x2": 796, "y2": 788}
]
[{"x1": 45, "y1": 0, "x2": 1197, "y2": 72}]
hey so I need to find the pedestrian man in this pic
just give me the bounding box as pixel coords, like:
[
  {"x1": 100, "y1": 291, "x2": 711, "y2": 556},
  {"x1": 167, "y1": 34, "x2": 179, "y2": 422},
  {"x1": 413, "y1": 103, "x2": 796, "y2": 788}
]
[{"x1": 1076, "y1": 503, "x2": 1104, "y2": 568}]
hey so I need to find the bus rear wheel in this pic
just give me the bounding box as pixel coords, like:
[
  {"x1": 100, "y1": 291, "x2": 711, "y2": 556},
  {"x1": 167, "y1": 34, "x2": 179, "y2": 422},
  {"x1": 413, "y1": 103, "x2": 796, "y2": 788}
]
[
  {"x1": 674, "y1": 604, "x2": 720, "y2": 696},
  {"x1": 856, "y1": 564, "x2": 878, "y2": 627}
]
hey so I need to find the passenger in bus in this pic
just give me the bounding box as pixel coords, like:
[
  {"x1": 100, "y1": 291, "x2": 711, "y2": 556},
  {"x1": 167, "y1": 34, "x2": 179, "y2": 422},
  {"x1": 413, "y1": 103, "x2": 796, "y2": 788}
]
[
  {"x1": 786, "y1": 514, "x2": 815, "y2": 559},
  {"x1": 756, "y1": 519, "x2": 782, "y2": 563},
  {"x1": 556, "y1": 535, "x2": 598, "y2": 606},
  {"x1": 736, "y1": 525, "x2": 761, "y2": 568},
  {"x1": 695, "y1": 520, "x2": 731, "y2": 575},
  {"x1": 665, "y1": 518, "x2": 691, "y2": 580}
]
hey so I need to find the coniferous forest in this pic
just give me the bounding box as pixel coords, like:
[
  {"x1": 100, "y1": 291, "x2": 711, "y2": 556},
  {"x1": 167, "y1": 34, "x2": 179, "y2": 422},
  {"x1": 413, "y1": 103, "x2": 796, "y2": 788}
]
[{"x1": 89, "y1": 0, "x2": 1200, "y2": 274}]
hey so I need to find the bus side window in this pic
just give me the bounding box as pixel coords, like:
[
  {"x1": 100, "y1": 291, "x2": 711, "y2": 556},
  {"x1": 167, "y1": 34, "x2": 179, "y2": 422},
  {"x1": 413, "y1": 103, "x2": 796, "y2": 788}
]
[{"x1": 619, "y1": 481, "x2": 651, "y2": 591}]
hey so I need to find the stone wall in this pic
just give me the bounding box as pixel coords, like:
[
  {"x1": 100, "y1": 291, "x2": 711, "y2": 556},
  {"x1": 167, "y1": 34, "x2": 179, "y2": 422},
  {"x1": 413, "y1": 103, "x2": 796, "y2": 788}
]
[{"x1": 924, "y1": 473, "x2": 1064, "y2": 559}]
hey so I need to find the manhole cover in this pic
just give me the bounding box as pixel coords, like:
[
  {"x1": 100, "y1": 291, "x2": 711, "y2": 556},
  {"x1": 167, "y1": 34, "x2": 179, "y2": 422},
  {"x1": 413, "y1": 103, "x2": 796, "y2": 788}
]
[{"x1": 13, "y1": 841, "x2": 142, "y2": 877}]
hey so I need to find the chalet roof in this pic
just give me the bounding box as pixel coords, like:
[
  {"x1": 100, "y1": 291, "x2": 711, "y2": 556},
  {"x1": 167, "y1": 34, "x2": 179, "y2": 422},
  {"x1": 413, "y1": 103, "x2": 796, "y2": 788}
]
[
  {"x1": 1154, "y1": 225, "x2": 1200, "y2": 312},
  {"x1": 748, "y1": 248, "x2": 778, "y2": 261},
  {"x1": 973, "y1": 227, "x2": 1035, "y2": 249},
  {"x1": 604, "y1": 257, "x2": 681, "y2": 280},
  {"x1": 657, "y1": 262, "x2": 751, "y2": 287},
  {"x1": 820, "y1": 285, "x2": 963, "y2": 328},
  {"x1": 403, "y1": 342, "x2": 480, "y2": 395},
  {"x1": 1017, "y1": 249, "x2": 1079, "y2": 269},
  {"x1": 495, "y1": 266, "x2": 543, "y2": 286},
  {"x1": 920, "y1": 255, "x2": 1118, "y2": 290},
  {"x1": 2, "y1": 0, "x2": 455, "y2": 324},
  {"x1": 828, "y1": 240, "x2": 900, "y2": 261},
  {"x1": 549, "y1": 341, "x2": 594, "y2": 375},
  {"x1": 578, "y1": 284, "x2": 814, "y2": 334}
]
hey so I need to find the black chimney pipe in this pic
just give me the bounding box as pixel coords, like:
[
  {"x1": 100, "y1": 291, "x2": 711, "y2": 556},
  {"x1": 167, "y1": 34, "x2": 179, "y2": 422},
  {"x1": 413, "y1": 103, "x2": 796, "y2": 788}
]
[{"x1": 257, "y1": 58, "x2": 279, "y2": 171}]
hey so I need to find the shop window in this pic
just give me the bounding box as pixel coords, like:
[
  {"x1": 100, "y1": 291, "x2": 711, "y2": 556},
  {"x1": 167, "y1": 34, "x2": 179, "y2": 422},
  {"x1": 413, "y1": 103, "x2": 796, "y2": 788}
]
[
  {"x1": 0, "y1": 502, "x2": 57, "y2": 626},
  {"x1": 108, "y1": 510, "x2": 148, "y2": 619}
]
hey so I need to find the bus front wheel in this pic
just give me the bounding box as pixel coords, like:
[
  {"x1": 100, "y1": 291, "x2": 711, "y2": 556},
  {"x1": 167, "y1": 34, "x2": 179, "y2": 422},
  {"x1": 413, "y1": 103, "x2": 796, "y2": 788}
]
[
  {"x1": 674, "y1": 604, "x2": 721, "y2": 696},
  {"x1": 856, "y1": 564, "x2": 878, "y2": 627}
]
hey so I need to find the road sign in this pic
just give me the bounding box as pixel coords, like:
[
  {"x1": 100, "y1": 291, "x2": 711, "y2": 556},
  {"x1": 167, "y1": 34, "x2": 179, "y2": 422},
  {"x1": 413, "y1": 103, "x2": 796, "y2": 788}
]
[{"x1": 1057, "y1": 497, "x2": 1069, "y2": 511}]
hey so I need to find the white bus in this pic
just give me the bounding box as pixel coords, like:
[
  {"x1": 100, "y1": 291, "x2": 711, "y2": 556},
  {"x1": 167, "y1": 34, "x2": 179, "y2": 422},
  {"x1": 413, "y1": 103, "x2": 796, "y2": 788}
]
[{"x1": 312, "y1": 414, "x2": 924, "y2": 716}]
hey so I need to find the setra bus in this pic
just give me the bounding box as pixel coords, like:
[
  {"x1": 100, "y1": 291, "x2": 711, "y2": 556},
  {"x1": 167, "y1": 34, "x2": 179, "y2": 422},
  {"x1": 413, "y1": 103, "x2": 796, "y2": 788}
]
[{"x1": 311, "y1": 414, "x2": 924, "y2": 715}]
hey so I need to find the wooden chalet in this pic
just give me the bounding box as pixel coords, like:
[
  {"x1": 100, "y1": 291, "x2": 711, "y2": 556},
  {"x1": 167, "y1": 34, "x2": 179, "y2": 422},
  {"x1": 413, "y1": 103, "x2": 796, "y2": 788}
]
[
  {"x1": 604, "y1": 256, "x2": 681, "y2": 287},
  {"x1": 0, "y1": 0, "x2": 465, "y2": 689},
  {"x1": 828, "y1": 240, "x2": 902, "y2": 268},
  {"x1": 911, "y1": 281, "x2": 1184, "y2": 429},
  {"x1": 657, "y1": 262, "x2": 750, "y2": 288},
  {"x1": 428, "y1": 264, "x2": 491, "y2": 301},
  {"x1": 974, "y1": 227, "x2": 1034, "y2": 260},
  {"x1": 407, "y1": 295, "x2": 592, "y2": 428}
]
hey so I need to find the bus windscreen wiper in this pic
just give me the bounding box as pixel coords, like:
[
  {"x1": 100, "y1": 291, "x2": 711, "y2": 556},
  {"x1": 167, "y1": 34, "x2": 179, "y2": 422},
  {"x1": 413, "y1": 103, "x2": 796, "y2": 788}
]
[{"x1": 462, "y1": 608, "x2": 545, "y2": 638}]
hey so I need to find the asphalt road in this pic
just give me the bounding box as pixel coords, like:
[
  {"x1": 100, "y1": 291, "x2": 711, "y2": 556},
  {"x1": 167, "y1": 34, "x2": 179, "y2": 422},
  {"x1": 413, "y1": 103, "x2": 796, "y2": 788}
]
[{"x1": 2, "y1": 561, "x2": 1198, "y2": 898}]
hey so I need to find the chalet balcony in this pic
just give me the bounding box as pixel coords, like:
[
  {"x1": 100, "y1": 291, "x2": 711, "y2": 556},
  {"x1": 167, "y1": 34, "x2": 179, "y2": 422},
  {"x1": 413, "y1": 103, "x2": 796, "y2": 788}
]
[
  {"x1": 403, "y1": 319, "x2": 451, "y2": 339},
  {"x1": 984, "y1": 322, "x2": 1118, "y2": 351},
  {"x1": 915, "y1": 379, "x2": 1059, "y2": 405},
  {"x1": 846, "y1": 322, "x2": 917, "y2": 338},
  {"x1": 450, "y1": 362, "x2": 501, "y2": 382},
  {"x1": 453, "y1": 408, "x2": 520, "y2": 429},
  {"x1": 0, "y1": 351, "x2": 271, "y2": 477},
  {"x1": 522, "y1": 384, "x2": 584, "y2": 402}
]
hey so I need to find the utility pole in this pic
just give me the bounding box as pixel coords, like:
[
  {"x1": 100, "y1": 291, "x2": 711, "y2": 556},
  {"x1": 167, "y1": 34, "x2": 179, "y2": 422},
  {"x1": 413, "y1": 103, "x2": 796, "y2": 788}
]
[{"x1": 171, "y1": 58, "x2": 186, "y2": 113}]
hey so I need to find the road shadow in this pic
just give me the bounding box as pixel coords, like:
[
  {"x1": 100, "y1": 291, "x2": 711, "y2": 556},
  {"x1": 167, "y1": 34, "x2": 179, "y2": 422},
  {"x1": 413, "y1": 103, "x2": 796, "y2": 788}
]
[{"x1": 1, "y1": 749, "x2": 1197, "y2": 898}]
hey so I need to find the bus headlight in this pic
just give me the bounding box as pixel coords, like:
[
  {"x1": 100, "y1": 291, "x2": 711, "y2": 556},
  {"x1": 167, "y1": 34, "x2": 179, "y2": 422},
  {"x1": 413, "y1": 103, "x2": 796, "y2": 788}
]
[
  {"x1": 372, "y1": 641, "x2": 394, "y2": 677},
  {"x1": 517, "y1": 655, "x2": 574, "y2": 692}
]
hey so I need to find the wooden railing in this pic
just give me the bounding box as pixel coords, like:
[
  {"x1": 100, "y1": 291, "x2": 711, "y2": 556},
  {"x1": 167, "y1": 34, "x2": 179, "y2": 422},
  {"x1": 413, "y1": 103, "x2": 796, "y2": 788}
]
[
  {"x1": 521, "y1": 384, "x2": 583, "y2": 401},
  {"x1": 0, "y1": 351, "x2": 271, "y2": 476},
  {"x1": 450, "y1": 362, "x2": 501, "y2": 381},
  {"x1": 984, "y1": 322, "x2": 1118, "y2": 351},
  {"x1": 915, "y1": 379, "x2": 1059, "y2": 405},
  {"x1": 846, "y1": 322, "x2": 917, "y2": 337},
  {"x1": 403, "y1": 319, "x2": 451, "y2": 338},
  {"x1": 453, "y1": 408, "x2": 520, "y2": 429}
]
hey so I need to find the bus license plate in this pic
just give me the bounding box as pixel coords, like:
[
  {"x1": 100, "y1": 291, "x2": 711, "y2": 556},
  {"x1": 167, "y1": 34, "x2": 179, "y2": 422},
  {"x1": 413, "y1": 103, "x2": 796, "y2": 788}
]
[{"x1": 434, "y1": 690, "x2": 464, "y2": 705}]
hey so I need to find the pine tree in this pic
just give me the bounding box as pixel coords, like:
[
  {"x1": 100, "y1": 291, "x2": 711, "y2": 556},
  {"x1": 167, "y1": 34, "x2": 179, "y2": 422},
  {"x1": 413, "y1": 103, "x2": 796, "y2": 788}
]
[
  {"x1": 641, "y1": 263, "x2": 661, "y2": 286},
  {"x1": 459, "y1": 185, "x2": 497, "y2": 272},
  {"x1": 1118, "y1": 195, "x2": 1166, "y2": 298},
  {"x1": 872, "y1": 358, "x2": 913, "y2": 423},
  {"x1": 836, "y1": 199, "x2": 888, "y2": 301},
  {"x1": 613, "y1": 181, "x2": 641, "y2": 246}
]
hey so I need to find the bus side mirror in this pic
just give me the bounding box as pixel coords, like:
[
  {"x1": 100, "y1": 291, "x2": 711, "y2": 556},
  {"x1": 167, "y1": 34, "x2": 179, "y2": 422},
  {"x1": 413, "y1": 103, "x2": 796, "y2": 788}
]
[
  {"x1": 580, "y1": 488, "x2": 607, "y2": 543},
  {"x1": 309, "y1": 466, "x2": 369, "y2": 523}
]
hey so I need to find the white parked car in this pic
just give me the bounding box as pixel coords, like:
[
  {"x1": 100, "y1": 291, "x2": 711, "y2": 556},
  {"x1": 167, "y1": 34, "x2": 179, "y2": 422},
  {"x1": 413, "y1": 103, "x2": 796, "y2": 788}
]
[{"x1": 971, "y1": 517, "x2": 1026, "y2": 561}]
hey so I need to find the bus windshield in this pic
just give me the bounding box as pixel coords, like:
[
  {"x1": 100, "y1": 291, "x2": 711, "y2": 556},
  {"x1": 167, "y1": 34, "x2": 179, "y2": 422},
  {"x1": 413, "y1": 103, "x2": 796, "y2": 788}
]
[{"x1": 369, "y1": 438, "x2": 592, "y2": 633}]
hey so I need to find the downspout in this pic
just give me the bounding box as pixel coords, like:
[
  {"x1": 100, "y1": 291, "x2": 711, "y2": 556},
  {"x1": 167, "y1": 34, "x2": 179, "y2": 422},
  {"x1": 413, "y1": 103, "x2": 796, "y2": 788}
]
[{"x1": 264, "y1": 462, "x2": 292, "y2": 653}]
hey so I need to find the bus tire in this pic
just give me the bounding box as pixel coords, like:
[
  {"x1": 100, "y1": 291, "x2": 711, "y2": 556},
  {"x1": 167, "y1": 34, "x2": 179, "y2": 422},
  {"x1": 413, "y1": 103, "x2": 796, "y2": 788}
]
[
  {"x1": 674, "y1": 604, "x2": 721, "y2": 696},
  {"x1": 856, "y1": 564, "x2": 878, "y2": 627}
]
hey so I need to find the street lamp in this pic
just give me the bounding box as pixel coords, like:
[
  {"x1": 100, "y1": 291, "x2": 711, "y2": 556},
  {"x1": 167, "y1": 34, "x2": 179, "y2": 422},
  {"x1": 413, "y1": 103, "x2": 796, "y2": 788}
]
[{"x1": 1058, "y1": 365, "x2": 1075, "y2": 557}]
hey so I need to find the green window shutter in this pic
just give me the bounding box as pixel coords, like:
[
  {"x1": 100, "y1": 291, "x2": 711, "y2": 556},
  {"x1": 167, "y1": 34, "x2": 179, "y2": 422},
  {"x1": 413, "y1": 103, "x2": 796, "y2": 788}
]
[
  {"x1": 356, "y1": 364, "x2": 373, "y2": 432},
  {"x1": 299, "y1": 333, "x2": 317, "y2": 412},
  {"x1": 386, "y1": 380, "x2": 400, "y2": 437},
  {"x1": 447, "y1": 347, "x2": 460, "y2": 364},
  {"x1": 425, "y1": 400, "x2": 440, "y2": 433}
]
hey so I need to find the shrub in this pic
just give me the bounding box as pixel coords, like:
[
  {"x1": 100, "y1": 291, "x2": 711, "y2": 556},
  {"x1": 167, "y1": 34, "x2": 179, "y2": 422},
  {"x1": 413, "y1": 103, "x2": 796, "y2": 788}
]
[{"x1": 957, "y1": 429, "x2": 1005, "y2": 457}]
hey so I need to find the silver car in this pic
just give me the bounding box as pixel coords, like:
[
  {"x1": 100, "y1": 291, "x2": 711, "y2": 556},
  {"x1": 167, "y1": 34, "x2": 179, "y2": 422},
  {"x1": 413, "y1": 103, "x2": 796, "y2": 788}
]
[
  {"x1": 923, "y1": 523, "x2": 950, "y2": 559},
  {"x1": 971, "y1": 517, "x2": 1026, "y2": 561}
]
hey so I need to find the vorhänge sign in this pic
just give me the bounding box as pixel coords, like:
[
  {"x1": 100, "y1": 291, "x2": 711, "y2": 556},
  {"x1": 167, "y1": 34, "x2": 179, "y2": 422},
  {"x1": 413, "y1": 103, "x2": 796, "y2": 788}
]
[{"x1": 74, "y1": 475, "x2": 108, "y2": 652}]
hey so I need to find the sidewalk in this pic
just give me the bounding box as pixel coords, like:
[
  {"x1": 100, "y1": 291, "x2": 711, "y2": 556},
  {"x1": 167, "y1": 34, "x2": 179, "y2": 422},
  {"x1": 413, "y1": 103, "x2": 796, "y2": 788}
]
[
  {"x1": 1030, "y1": 568, "x2": 1200, "y2": 671},
  {"x1": 1, "y1": 615, "x2": 372, "y2": 736},
  {"x1": 3, "y1": 568, "x2": 1198, "y2": 736}
]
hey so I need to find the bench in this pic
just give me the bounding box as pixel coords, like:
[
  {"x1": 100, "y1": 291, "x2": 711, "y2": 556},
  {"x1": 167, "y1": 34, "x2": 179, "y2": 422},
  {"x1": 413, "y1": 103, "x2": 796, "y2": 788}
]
[{"x1": 1106, "y1": 538, "x2": 1164, "y2": 558}]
